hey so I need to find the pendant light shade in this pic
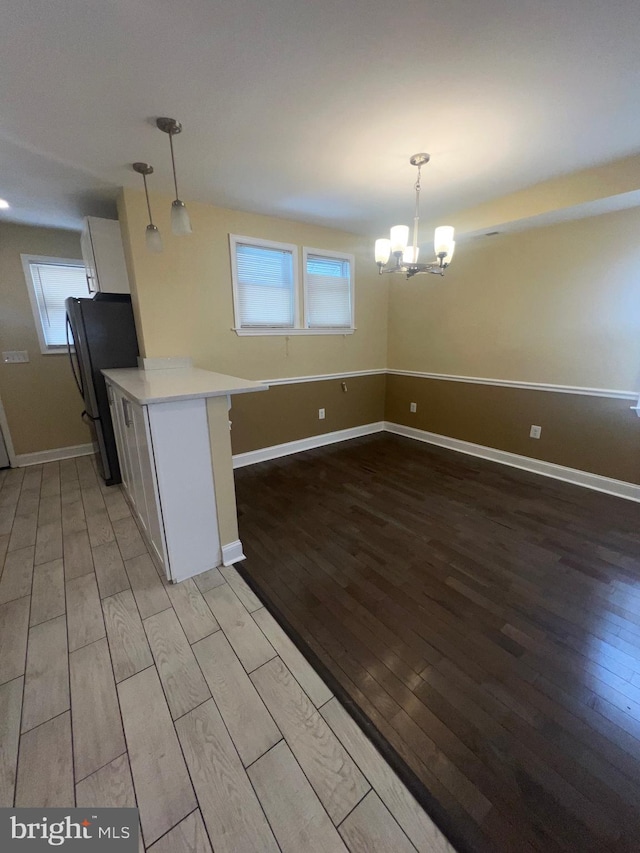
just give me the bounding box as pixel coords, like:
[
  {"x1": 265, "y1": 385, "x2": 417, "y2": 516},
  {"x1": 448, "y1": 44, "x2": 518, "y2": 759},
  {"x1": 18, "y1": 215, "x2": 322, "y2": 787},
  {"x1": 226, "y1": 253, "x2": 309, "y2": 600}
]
[
  {"x1": 145, "y1": 224, "x2": 164, "y2": 253},
  {"x1": 133, "y1": 162, "x2": 163, "y2": 253},
  {"x1": 170, "y1": 199, "x2": 192, "y2": 236},
  {"x1": 157, "y1": 117, "x2": 193, "y2": 237}
]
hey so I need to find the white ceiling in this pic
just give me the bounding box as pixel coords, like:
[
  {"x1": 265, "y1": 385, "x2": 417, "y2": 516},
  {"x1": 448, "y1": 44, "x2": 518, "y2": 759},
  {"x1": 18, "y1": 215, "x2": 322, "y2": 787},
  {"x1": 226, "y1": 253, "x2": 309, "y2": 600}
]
[{"x1": 0, "y1": 0, "x2": 639, "y2": 235}]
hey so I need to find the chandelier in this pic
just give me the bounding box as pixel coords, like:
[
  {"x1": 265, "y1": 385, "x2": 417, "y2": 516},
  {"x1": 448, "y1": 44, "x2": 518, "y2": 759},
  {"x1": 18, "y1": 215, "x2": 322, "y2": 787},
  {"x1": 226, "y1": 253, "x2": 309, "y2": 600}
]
[{"x1": 375, "y1": 154, "x2": 455, "y2": 278}]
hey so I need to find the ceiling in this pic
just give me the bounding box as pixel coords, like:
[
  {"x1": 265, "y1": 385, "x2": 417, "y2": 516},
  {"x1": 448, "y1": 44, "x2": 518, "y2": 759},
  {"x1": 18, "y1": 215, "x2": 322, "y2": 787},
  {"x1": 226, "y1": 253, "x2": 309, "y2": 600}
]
[{"x1": 0, "y1": 0, "x2": 639, "y2": 237}]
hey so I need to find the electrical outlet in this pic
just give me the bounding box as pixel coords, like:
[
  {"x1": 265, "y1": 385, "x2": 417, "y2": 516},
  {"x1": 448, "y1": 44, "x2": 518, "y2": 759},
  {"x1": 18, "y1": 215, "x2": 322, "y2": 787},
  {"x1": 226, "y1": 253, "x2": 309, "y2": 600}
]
[
  {"x1": 318, "y1": 408, "x2": 325, "y2": 420},
  {"x1": 410, "y1": 402, "x2": 417, "y2": 413},
  {"x1": 2, "y1": 350, "x2": 29, "y2": 363},
  {"x1": 529, "y1": 424, "x2": 542, "y2": 439}
]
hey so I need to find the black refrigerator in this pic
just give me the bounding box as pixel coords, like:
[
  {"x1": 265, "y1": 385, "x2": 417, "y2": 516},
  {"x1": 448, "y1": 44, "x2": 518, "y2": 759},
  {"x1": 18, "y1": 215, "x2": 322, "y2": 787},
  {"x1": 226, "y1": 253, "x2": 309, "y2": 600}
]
[{"x1": 65, "y1": 293, "x2": 139, "y2": 485}]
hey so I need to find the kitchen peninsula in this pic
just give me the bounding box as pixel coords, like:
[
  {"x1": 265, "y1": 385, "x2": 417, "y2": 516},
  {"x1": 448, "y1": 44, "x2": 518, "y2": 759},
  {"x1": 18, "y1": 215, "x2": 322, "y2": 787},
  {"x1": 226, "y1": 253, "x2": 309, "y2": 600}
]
[{"x1": 103, "y1": 365, "x2": 267, "y2": 583}]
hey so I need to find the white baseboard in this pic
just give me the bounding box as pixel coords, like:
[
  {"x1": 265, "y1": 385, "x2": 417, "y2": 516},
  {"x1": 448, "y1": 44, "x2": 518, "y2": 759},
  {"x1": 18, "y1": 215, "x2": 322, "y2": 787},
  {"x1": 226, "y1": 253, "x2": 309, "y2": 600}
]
[
  {"x1": 16, "y1": 442, "x2": 96, "y2": 467},
  {"x1": 232, "y1": 419, "x2": 640, "y2": 503},
  {"x1": 232, "y1": 422, "x2": 385, "y2": 468},
  {"x1": 385, "y1": 421, "x2": 640, "y2": 503},
  {"x1": 221, "y1": 539, "x2": 246, "y2": 566}
]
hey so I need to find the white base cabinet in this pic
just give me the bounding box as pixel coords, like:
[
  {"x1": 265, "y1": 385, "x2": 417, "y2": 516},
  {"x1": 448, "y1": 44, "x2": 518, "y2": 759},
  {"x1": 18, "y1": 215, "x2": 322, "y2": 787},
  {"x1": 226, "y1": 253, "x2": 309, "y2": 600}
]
[{"x1": 107, "y1": 381, "x2": 221, "y2": 582}]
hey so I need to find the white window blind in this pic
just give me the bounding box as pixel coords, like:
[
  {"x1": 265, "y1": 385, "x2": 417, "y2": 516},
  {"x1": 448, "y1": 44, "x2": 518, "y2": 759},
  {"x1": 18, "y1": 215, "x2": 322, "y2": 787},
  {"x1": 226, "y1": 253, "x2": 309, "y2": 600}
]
[
  {"x1": 234, "y1": 241, "x2": 295, "y2": 327},
  {"x1": 305, "y1": 252, "x2": 352, "y2": 328},
  {"x1": 25, "y1": 259, "x2": 88, "y2": 349}
]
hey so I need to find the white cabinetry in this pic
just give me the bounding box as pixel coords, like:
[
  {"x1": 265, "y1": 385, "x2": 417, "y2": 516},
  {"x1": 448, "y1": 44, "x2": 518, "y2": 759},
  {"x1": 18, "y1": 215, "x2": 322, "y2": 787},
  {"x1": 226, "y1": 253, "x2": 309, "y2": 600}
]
[
  {"x1": 106, "y1": 380, "x2": 221, "y2": 582},
  {"x1": 81, "y1": 216, "x2": 130, "y2": 295}
]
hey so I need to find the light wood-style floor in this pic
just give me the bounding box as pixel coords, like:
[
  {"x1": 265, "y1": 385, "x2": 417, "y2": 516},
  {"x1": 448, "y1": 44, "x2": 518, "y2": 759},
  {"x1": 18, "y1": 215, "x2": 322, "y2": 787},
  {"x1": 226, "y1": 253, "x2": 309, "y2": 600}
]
[{"x1": 0, "y1": 456, "x2": 452, "y2": 853}]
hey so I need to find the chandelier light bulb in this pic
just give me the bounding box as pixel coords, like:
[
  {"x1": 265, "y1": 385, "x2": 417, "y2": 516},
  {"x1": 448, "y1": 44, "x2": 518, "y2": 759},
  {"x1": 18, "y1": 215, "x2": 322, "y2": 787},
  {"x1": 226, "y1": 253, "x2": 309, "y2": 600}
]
[
  {"x1": 403, "y1": 246, "x2": 419, "y2": 264},
  {"x1": 390, "y1": 225, "x2": 409, "y2": 254},
  {"x1": 375, "y1": 238, "x2": 391, "y2": 265},
  {"x1": 434, "y1": 225, "x2": 455, "y2": 258}
]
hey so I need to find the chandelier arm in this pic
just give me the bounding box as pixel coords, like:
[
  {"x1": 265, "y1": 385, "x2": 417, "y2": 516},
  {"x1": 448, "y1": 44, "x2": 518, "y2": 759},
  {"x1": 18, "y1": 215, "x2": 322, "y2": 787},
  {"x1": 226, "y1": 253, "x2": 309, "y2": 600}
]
[{"x1": 380, "y1": 261, "x2": 444, "y2": 277}]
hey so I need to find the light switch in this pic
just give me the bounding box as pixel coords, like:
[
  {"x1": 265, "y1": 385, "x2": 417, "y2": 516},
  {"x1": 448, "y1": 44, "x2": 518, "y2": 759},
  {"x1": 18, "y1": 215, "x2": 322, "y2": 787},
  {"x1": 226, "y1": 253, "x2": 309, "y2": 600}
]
[{"x1": 2, "y1": 351, "x2": 29, "y2": 363}]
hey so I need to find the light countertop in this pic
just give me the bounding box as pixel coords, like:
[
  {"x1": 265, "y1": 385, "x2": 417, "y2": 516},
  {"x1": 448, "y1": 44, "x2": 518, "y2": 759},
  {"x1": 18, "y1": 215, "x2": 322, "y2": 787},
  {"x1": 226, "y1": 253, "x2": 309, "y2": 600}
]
[{"x1": 102, "y1": 367, "x2": 268, "y2": 405}]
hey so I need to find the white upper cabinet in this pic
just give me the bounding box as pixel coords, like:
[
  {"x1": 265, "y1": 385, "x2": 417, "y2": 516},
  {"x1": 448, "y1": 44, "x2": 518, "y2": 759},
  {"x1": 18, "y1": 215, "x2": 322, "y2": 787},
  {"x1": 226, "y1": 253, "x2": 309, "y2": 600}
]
[{"x1": 81, "y1": 216, "x2": 131, "y2": 294}]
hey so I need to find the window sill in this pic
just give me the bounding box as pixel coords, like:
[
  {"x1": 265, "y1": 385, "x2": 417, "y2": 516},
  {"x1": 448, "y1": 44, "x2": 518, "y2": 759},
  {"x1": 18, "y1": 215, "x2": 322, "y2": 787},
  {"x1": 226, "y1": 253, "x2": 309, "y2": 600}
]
[{"x1": 233, "y1": 328, "x2": 356, "y2": 337}]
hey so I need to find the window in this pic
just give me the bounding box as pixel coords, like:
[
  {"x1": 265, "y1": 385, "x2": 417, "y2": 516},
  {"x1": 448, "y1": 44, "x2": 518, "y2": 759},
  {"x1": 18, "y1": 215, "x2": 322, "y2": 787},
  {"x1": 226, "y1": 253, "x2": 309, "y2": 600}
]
[
  {"x1": 230, "y1": 236, "x2": 297, "y2": 329},
  {"x1": 229, "y1": 235, "x2": 354, "y2": 335},
  {"x1": 303, "y1": 248, "x2": 353, "y2": 329},
  {"x1": 22, "y1": 255, "x2": 88, "y2": 353}
]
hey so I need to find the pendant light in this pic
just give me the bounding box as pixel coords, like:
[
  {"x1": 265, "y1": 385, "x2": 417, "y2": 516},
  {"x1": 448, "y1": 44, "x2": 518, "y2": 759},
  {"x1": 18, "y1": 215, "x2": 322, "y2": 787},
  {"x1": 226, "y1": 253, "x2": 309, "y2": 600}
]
[
  {"x1": 375, "y1": 153, "x2": 455, "y2": 278},
  {"x1": 156, "y1": 117, "x2": 192, "y2": 235},
  {"x1": 132, "y1": 162, "x2": 163, "y2": 253}
]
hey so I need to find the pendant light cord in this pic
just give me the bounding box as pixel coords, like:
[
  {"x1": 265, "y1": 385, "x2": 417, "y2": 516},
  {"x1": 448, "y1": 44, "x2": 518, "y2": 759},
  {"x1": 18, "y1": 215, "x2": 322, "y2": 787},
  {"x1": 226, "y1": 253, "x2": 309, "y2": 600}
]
[
  {"x1": 142, "y1": 174, "x2": 154, "y2": 226},
  {"x1": 169, "y1": 133, "x2": 179, "y2": 200}
]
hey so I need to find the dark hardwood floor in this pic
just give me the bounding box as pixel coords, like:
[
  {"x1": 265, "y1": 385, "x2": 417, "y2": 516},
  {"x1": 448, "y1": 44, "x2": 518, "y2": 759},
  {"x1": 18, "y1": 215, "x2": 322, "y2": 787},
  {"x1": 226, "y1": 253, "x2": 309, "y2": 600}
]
[{"x1": 234, "y1": 434, "x2": 640, "y2": 853}]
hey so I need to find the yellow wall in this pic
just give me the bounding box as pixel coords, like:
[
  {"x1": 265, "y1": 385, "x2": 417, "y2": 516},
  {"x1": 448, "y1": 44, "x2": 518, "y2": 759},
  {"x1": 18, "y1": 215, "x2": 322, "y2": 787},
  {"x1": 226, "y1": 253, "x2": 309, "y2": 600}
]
[
  {"x1": 118, "y1": 185, "x2": 640, "y2": 486},
  {"x1": 230, "y1": 373, "x2": 385, "y2": 454},
  {"x1": 450, "y1": 153, "x2": 640, "y2": 235},
  {"x1": 385, "y1": 375, "x2": 640, "y2": 484},
  {"x1": 0, "y1": 223, "x2": 91, "y2": 456},
  {"x1": 118, "y1": 188, "x2": 388, "y2": 380},
  {"x1": 388, "y1": 206, "x2": 640, "y2": 391}
]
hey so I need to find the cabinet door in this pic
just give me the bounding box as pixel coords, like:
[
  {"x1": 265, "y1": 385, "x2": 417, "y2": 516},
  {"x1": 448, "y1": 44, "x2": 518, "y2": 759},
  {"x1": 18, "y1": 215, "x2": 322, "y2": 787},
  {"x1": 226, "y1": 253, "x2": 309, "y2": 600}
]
[
  {"x1": 107, "y1": 384, "x2": 131, "y2": 495},
  {"x1": 85, "y1": 217, "x2": 131, "y2": 295},
  {"x1": 131, "y1": 402, "x2": 167, "y2": 572},
  {"x1": 80, "y1": 224, "x2": 98, "y2": 294},
  {"x1": 120, "y1": 395, "x2": 147, "y2": 530}
]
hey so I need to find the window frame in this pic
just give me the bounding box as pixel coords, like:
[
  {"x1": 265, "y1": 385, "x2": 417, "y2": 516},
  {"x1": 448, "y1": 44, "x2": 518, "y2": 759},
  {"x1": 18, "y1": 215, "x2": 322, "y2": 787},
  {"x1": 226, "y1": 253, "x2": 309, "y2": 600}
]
[
  {"x1": 229, "y1": 234, "x2": 300, "y2": 334},
  {"x1": 229, "y1": 234, "x2": 355, "y2": 336},
  {"x1": 302, "y1": 246, "x2": 355, "y2": 331},
  {"x1": 21, "y1": 254, "x2": 88, "y2": 355}
]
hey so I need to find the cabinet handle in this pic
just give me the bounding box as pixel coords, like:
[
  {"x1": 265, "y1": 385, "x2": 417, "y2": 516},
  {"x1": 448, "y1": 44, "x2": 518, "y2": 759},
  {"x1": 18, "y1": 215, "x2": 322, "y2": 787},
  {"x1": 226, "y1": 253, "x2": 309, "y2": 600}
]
[
  {"x1": 106, "y1": 384, "x2": 113, "y2": 404},
  {"x1": 122, "y1": 397, "x2": 132, "y2": 428}
]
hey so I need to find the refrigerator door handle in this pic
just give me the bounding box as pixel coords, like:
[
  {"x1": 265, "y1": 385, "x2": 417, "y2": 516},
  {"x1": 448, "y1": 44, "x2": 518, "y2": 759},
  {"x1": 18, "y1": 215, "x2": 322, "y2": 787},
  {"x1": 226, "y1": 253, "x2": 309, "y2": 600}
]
[{"x1": 66, "y1": 314, "x2": 84, "y2": 398}]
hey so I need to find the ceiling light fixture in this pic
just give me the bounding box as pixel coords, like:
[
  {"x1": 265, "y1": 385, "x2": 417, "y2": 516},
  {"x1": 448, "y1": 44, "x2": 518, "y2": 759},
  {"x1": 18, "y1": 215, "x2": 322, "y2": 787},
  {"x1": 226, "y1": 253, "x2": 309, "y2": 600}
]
[
  {"x1": 156, "y1": 117, "x2": 192, "y2": 236},
  {"x1": 132, "y1": 162, "x2": 163, "y2": 253},
  {"x1": 0, "y1": 199, "x2": 10, "y2": 209},
  {"x1": 375, "y1": 154, "x2": 455, "y2": 278}
]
